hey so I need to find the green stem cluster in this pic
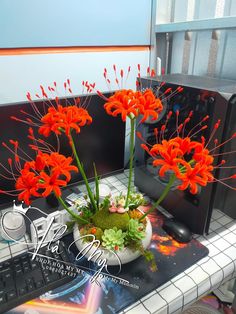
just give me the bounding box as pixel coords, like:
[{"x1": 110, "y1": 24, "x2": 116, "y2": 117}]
[
  {"x1": 125, "y1": 117, "x2": 136, "y2": 208},
  {"x1": 57, "y1": 195, "x2": 89, "y2": 224}
]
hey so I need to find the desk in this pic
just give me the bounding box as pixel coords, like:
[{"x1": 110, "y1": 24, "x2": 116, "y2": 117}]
[
  {"x1": 0, "y1": 171, "x2": 236, "y2": 314},
  {"x1": 121, "y1": 208, "x2": 236, "y2": 314}
]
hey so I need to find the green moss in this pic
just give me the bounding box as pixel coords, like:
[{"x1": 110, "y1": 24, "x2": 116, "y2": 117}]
[{"x1": 92, "y1": 208, "x2": 130, "y2": 231}]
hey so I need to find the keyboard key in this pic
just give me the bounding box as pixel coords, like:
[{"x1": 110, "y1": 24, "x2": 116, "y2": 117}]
[
  {"x1": 53, "y1": 253, "x2": 61, "y2": 260},
  {"x1": 7, "y1": 290, "x2": 17, "y2": 301},
  {"x1": 44, "y1": 276, "x2": 53, "y2": 284},
  {"x1": 27, "y1": 283, "x2": 34, "y2": 291},
  {"x1": 0, "y1": 295, "x2": 6, "y2": 304},
  {"x1": 18, "y1": 287, "x2": 27, "y2": 295},
  {"x1": 3, "y1": 272, "x2": 13, "y2": 280},
  {"x1": 13, "y1": 258, "x2": 20, "y2": 264},
  {"x1": 3, "y1": 261, "x2": 11, "y2": 267},
  {"x1": 23, "y1": 262, "x2": 31, "y2": 271},
  {"x1": 4, "y1": 278, "x2": 15, "y2": 289},
  {"x1": 26, "y1": 278, "x2": 34, "y2": 285},
  {"x1": 0, "y1": 267, "x2": 11, "y2": 274},
  {"x1": 20, "y1": 255, "x2": 28, "y2": 262},
  {"x1": 30, "y1": 261, "x2": 38, "y2": 270},
  {"x1": 60, "y1": 252, "x2": 69, "y2": 261},
  {"x1": 23, "y1": 266, "x2": 30, "y2": 273},
  {"x1": 35, "y1": 280, "x2": 44, "y2": 288},
  {"x1": 15, "y1": 269, "x2": 23, "y2": 276},
  {"x1": 42, "y1": 269, "x2": 50, "y2": 277},
  {"x1": 14, "y1": 264, "x2": 22, "y2": 271},
  {"x1": 45, "y1": 251, "x2": 53, "y2": 257}
]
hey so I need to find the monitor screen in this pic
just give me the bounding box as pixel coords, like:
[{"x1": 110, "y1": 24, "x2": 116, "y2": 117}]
[{"x1": 0, "y1": 93, "x2": 125, "y2": 207}]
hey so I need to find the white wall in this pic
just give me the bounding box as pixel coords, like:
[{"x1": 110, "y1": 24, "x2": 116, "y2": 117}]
[
  {"x1": 0, "y1": 50, "x2": 149, "y2": 104},
  {"x1": 156, "y1": 0, "x2": 236, "y2": 80},
  {"x1": 0, "y1": 0, "x2": 151, "y2": 47},
  {"x1": 0, "y1": 49, "x2": 150, "y2": 166}
]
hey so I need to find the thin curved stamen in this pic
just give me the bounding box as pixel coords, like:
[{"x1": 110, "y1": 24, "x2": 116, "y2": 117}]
[
  {"x1": 212, "y1": 150, "x2": 236, "y2": 156},
  {"x1": 210, "y1": 134, "x2": 236, "y2": 152},
  {"x1": 187, "y1": 115, "x2": 209, "y2": 137},
  {"x1": 212, "y1": 177, "x2": 236, "y2": 190}
]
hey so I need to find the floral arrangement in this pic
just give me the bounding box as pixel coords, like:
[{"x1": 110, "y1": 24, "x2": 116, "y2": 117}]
[
  {"x1": 0, "y1": 66, "x2": 162, "y2": 270},
  {"x1": 1, "y1": 65, "x2": 236, "y2": 271}
]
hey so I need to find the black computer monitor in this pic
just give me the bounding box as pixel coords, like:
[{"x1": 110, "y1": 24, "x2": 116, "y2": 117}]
[{"x1": 0, "y1": 93, "x2": 125, "y2": 207}]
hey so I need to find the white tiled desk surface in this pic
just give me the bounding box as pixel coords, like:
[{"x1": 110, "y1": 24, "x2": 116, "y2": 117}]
[{"x1": 0, "y1": 170, "x2": 236, "y2": 314}]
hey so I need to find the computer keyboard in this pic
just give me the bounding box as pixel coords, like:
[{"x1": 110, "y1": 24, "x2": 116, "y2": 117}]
[{"x1": 0, "y1": 240, "x2": 74, "y2": 314}]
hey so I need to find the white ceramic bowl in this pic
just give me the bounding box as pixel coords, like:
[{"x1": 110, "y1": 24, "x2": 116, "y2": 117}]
[{"x1": 73, "y1": 214, "x2": 152, "y2": 266}]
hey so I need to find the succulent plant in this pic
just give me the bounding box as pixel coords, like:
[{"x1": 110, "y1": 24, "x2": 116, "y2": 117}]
[
  {"x1": 114, "y1": 194, "x2": 126, "y2": 207},
  {"x1": 127, "y1": 219, "x2": 145, "y2": 241},
  {"x1": 102, "y1": 227, "x2": 126, "y2": 251},
  {"x1": 127, "y1": 192, "x2": 147, "y2": 209}
]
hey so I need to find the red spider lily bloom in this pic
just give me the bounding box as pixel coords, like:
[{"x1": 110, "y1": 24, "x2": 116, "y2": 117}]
[
  {"x1": 140, "y1": 111, "x2": 236, "y2": 195},
  {"x1": 15, "y1": 171, "x2": 41, "y2": 205},
  {"x1": 177, "y1": 161, "x2": 214, "y2": 194},
  {"x1": 23, "y1": 151, "x2": 78, "y2": 182},
  {"x1": 24, "y1": 155, "x2": 47, "y2": 172},
  {"x1": 0, "y1": 138, "x2": 79, "y2": 204},
  {"x1": 103, "y1": 89, "x2": 163, "y2": 122},
  {"x1": 95, "y1": 65, "x2": 180, "y2": 123},
  {"x1": 39, "y1": 105, "x2": 92, "y2": 137},
  {"x1": 11, "y1": 82, "x2": 92, "y2": 140},
  {"x1": 137, "y1": 89, "x2": 163, "y2": 123},
  {"x1": 37, "y1": 170, "x2": 68, "y2": 197},
  {"x1": 45, "y1": 152, "x2": 78, "y2": 182},
  {"x1": 147, "y1": 137, "x2": 215, "y2": 192}
]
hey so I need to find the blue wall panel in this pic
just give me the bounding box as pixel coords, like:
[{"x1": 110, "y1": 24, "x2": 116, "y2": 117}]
[{"x1": 0, "y1": 0, "x2": 152, "y2": 48}]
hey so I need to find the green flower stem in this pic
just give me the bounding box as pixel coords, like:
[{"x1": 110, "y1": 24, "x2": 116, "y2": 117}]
[
  {"x1": 56, "y1": 195, "x2": 90, "y2": 224},
  {"x1": 139, "y1": 174, "x2": 176, "y2": 221},
  {"x1": 125, "y1": 117, "x2": 136, "y2": 208},
  {"x1": 69, "y1": 133, "x2": 98, "y2": 212}
]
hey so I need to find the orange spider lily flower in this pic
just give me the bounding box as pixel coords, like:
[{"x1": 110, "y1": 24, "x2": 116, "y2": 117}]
[
  {"x1": 39, "y1": 105, "x2": 92, "y2": 137},
  {"x1": 16, "y1": 152, "x2": 78, "y2": 204},
  {"x1": 11, "y1": 82, "x2": 92, "y2": 140},
  {"x1": 149, "y1": 136, "x2": 215, "y2": 194},
  {"x1": 45, "y1": 152, "x2": 78, "y2": 182},
  {"x1": 96, "y1": 65, "x2": 164, "y2": 122},
  {"x1": 0, "y1": 137, "x2": 79, "y2": 204},
  {"x1": 140, "y1": 112, "x2": 236, "y2": 196},
  {"x1": 37, "y1": 170, "x2": 68, "y2": 197},
  {"x1": 15, "y1": 171, "x2": 41, "y2": 205},
  {"x1": 104, "y1": 89, "x2": 163, "y2": 122},
  {"x1": 137, "y1": 89, "x2": 163, "y2": 123}
]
